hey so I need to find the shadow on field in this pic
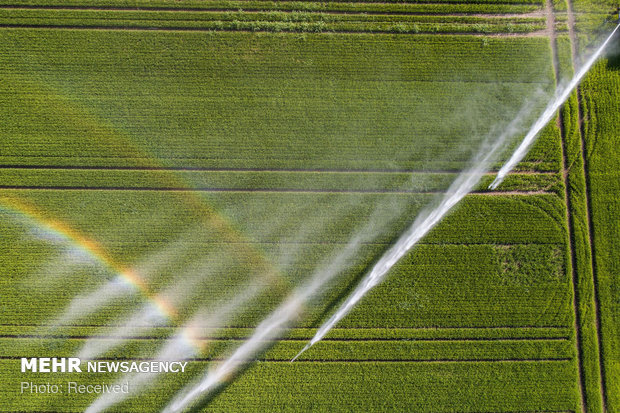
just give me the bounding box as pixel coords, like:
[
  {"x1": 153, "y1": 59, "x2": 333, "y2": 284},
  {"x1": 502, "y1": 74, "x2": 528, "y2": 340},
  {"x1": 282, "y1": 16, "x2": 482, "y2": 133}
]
[
  {"x1": 605, "y1": 32, "x2": 620, "y2": 71},
  {"x1": 304, "y1": 251, "x2": 383, "y2": 329},
  {"x1": 187, "y1": 361, "x2": 256, "y2": 412},
  {"x1": 607, "y1": 52, "x2": 620, "y2": 70}
]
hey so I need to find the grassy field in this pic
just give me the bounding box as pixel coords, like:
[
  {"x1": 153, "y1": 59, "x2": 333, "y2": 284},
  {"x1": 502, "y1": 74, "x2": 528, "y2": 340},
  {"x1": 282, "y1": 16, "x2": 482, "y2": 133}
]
[{"x1": 0, "y1": 0, "x2": 617, "y2": 412}]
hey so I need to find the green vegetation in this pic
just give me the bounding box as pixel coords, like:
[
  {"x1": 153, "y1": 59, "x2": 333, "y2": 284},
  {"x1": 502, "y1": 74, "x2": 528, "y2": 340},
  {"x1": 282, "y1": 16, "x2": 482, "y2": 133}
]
[
  {"x1": 572, "y1": 0, "x2": 619, "y2": 13},
  {"x1": 556, "y1": 34, "x2": 604, "y2": 413},
  {"x1": 0, "y1": 360, "x2": 579, "y2": 412},
  {"x1": 0, "y1": 336, "x2": 575, "y2": 361},
  {"x1": 0, "y1": 9, "x2": 547, "y2": 34},
  {"x1": 0, "y1": 30, "x2": 555, "y2": 171},
  {"x1": 580, "y1": 54, "x2": 620, "y2": 413},
  {"x1": 0, "y1": 1, "x2": 616, "y2": 412}
]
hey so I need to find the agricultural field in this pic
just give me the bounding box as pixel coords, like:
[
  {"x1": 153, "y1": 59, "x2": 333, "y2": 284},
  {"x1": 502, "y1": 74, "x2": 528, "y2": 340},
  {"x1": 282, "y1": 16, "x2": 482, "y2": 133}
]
[{"x1": 0, "y1": 0, "x2": 617, "y2": 412}]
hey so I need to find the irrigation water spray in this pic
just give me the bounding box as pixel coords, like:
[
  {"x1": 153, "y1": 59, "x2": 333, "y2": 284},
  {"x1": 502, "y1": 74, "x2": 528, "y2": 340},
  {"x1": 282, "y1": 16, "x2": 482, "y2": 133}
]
[
  {"x1": 292, "y1": 135, "x2": 510, "y2": 361},
  {"x1": 80, "y1": 23, "x2": 619, "y2": 412},
  {"x1": 86, "y1": 208, "x2": 343, "y2": 411},
  {"x1": 294, "y1": 23, "x2": 620, "y2": 361},
  {"x1": 164, "y1": 232, "x2": 370, "y2": 412},
  {"x1": 85, "y1": 331, "x2": 196, "y2": 413},
  {"x1": 490, "y1": 23, "x2": 620, "y2": 189},
  {"x1": 163, "y1": 97, "x2": 541, "y2": 411},
  {"x1": 85, "y1": 283, "x2": 267, "y2": 412}
]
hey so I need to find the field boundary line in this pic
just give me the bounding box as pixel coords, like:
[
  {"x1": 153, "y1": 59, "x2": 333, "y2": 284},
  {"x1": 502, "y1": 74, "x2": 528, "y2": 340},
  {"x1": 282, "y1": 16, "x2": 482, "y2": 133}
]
[
  {"x1": 546, "y1": 0, "x2": 586, "y2": 410},
  {"x1": 0, "y1": 411, "x2": 577, "y2": 413},
  {"x1": 0, "y1": 240, "x2": 568, "y2": 246},
  {"x1": 0, "y1": 4, "x2": 545, "y2": 17},
  {"x1": 0, "y1": 6, "x2": 547, "y2": 20}
]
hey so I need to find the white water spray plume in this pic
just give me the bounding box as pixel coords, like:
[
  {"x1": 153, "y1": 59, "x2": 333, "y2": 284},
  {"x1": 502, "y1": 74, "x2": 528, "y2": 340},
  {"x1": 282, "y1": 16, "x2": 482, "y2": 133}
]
[
  {"x1": 59, "y1": 22, "x2": 618, "y2": 413},
  {"x1": 85, "y1": 283, "x2": 266, "y2": 413},
  {"x1": 164, "y1": 99, "x2": 533, "y2": 407},
  {"x1": 162, "y1": 75, "x2": 554, "y2": 410},
  {"x1": 294, "y1": 23, "x2": 620, "y2": 361},
  {"x1": 85, "y1": 331, "x2": 196, "y2": 413},
  {"x1": 84, "y1": 220, "x2": 325, "y2": 412},
  {"x1": 293, "y1": 133, "x2": 510, "y2": 361},
  {"x1": 164, "y1": 234, "x2": 369, "y2": 412},
  {"x1": 490, "y1": 23, "x2": 620, "y2": 189}
]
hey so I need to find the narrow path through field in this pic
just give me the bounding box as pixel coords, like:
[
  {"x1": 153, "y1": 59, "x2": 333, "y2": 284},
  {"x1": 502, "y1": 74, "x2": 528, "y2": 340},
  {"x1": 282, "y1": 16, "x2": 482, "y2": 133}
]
[{"x1": 545, "y1": 1, "x2": 587, "y2": 411}]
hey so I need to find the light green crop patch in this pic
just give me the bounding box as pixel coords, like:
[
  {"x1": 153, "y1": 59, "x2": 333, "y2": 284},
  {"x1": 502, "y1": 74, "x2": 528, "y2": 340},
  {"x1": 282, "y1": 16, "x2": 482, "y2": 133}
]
[{"x1": 495, "y1": 244, "x2": 565, "y2": 286}]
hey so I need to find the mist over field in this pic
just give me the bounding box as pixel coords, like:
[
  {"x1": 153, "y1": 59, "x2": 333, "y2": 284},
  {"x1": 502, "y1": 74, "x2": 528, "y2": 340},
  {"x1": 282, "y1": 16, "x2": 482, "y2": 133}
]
[{"x1": 0, "y1": 0, "x2": 618, "y2": 411}]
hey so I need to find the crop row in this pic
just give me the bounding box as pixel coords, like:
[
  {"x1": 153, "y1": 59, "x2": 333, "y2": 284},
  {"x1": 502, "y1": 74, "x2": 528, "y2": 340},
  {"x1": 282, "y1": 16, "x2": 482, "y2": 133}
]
[
  {"x1": 552, "y1": 0, "x2": 568, "y2": 11},
  {"x1": 552, "y1": 34, "x2": 605, "y2": 412},
  {"x1": 0, "y1": 18, "x2": 547, "y2": 35},
  {"x1": 0, "y1": 336, "x2": 574, "y2": 361},
  {"x1": 0, "y1": 0, "x2": 546, "y2": 6},
  {"x1": 0, "y1": 9, "x2": 548, "y2": 25},
  {"x1": 572, "y1": 0, "x2": 618, "y2": 13},
  {"x1": 573, "y1": 13, "x2": 618, "y2": 41},
  {"x1": 0, "y1": 31, "x2": 557, "y2": 172},
  {"x1": 1, "y1": 190, "x2": 568, "y2": 246},
  {"x1": 571, "y1": 0, "x2": 617, "y2": 43},
  {"x1": 0, "y1": 30, "x2": 554, "y2": 81}
]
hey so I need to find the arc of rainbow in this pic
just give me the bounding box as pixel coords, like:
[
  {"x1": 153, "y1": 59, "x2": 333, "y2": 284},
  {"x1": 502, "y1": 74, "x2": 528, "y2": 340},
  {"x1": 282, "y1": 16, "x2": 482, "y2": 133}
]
[
  {"x1": 0, "y1": 195, "x2": 214, "y2": 351},
  {"x1": 1, "y1": 76, "x2": 292, "y2": 353},
  {"x1": 9, "y1": 75, "x2": 287, "y2": 291}
]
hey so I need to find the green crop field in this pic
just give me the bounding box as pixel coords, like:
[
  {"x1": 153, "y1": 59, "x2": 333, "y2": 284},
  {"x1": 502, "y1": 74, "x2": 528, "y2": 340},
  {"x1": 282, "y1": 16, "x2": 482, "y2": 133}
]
[{"x1": 0, "y1": 0, "x2": 617, "y2": 411}]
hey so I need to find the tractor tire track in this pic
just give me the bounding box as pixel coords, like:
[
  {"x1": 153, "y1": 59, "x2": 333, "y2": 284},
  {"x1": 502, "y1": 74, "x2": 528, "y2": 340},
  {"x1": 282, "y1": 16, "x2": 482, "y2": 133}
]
[
  {"x1": 566, "y1": 0, "x2": 608, "y2": 409},
  {"x1": 545, "y1": 0, "x2": 586, "y2": 411}
]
